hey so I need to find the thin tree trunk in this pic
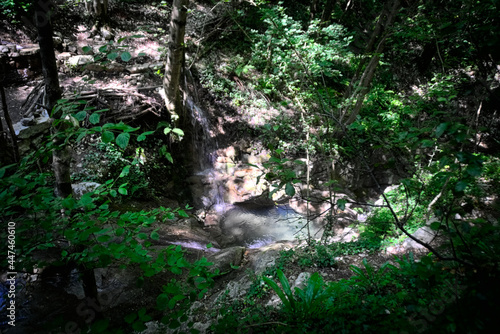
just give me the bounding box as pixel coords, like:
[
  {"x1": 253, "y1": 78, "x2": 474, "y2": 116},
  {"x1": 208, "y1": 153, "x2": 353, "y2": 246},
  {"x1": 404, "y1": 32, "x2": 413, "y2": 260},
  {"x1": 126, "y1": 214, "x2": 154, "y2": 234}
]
[
  {"x1": 341, "y1": 0, "x2": 401, "y2": 126},
  {"x1": 0, "y1": 82, "x2": 20, "y2": 162},
  {"x1": 34, "y1": 0, "x2": 101, "y2": 313},
  {"x1": 164, "y1": 0, "x2": 189, "y2": 125},
  {"x1": 34, "y1": 0, "x2": 73, "y2": 198}
]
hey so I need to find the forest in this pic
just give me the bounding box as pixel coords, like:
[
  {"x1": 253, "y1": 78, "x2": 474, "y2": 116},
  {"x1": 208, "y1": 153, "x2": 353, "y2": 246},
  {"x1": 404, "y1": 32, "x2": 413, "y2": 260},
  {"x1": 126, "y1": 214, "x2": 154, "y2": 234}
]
[{"x1": 1, "y1": 0, "x2": 499, "y2": 333}]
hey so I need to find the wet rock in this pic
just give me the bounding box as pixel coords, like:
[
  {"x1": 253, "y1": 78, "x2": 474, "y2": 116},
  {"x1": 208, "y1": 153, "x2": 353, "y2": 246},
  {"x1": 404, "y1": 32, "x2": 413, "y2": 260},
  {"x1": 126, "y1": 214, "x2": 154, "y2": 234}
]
[{"x1": 206, "y1": 246, "x2": 245, "y2": 274}]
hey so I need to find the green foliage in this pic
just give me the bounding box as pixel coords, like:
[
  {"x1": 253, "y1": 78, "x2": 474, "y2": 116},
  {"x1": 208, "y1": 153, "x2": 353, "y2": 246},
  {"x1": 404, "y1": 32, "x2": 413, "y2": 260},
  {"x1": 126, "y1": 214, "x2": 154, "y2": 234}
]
[
  {"x1": 82, "y1": 34, "x2": 145, "y2": 65},
  {"x1": 0, "y1": 0, "x2": 30, "y2": 22},
  {"x1": 249, "y1": 5, "x2": 353, "y2": 103},
  {"x1": 0, "y1": 95, "x2": 213, "y2": 332}
]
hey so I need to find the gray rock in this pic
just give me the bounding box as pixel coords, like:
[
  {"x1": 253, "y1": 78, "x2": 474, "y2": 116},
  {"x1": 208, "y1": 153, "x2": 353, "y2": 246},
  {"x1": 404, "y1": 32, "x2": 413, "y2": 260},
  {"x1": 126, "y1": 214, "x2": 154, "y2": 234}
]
[
  {"x1": 72, "y1": 182, "x2": 101, "y2": 199},
  {"x1": 106, "y1": 62, "x2": 126, "y2": 72},
  {"x1": 100, "y1": 27, "x2": 114, "y2": 41},
  {"x1": 223, "y1": 277, "x2": 253, "y2": 299},
  {"x1": 53, "y1": 36, "x2": 62, "y2": 47},
  {"x1": 85, "y1": 63, "x2": 105, "y2": 72},
  {"x1": 402, "y1": 226, "x2": 436, "y2": 249},
  {"x1": 293, "y1": 272, "x2": 311, "y2": 290},
  {"x1": 16, "y1": 116, "x2": 51, "y2": 139},
  {"x1": 67, "y1": 55, "x2": 94, "y2": 67},
  {"x1": 0, "y1": 45, "x2": 10, "y2": 53},
  {"x1": 128, "y1": 63, "x2": 150, "y2": 74},
  {"x1": 206, "y1": 246, "x2": 245, "y2": 274},
  {"x1": 21, "y1": 117, "x2": 35, "y2": 126},
  {"x1": 56, "y1": 52, "x2": 72, "y2": 61}
]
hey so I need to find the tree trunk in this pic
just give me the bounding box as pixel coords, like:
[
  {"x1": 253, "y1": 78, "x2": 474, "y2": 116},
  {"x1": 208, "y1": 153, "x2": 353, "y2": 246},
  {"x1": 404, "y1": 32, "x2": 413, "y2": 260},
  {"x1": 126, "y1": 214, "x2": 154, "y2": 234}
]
[
  {"x1": 0, "y1": 82, "x2": 20, "y2": 162},
  {"x1": 164, "y1": 0, "x2": 189, "y2": 125},
  {"x1": 34, "y1": 0, "x2": 73, "y2": 198},
  {"x1": 341, "y1": 0, "x2": 401, "y2": 126},
  {"x1": 34, "y1": 0, "x2": 101, "y2": 314},
  {"x1": 320, "y1": 0, "x2": 335, "y2": 24}
]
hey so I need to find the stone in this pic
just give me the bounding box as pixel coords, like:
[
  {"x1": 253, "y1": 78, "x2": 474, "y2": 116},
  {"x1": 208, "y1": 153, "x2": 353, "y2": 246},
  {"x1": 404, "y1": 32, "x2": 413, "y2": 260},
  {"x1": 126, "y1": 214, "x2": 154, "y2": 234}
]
[
  {"x1": 72, "y1": 182, "x2": 101, "y2": 199},
  {"x1": 402, "y1": 226, "x2": 437, "y2": 250},
  {"x1": 16, "y1": 116, "x2": 51, "y2": 139},
  {"x1": 100, "y1": 26, "x2": 114, "y2": 41},
  {"x1": 85, "y1": 63, "x2": 105, "y2": 72},
  {"x1": 128, "y1": 63, "x2": 150, "y2": 74},
  {"x1": 293, "y1": 272, "x2": 311, "y2": 290},
  {"x1": 106, "y1": 62, "x2": 126, "y2": 72},
  {"x1": 223, "y1": 277, "x2": 253, "y2": 299},
  {"x1": 0, "y1": 45, "x2": 10, "y2": 53},
  {"x1": 67, "y1": 55, "x2": 94, "y2": 67},
  {"x1": 206, "y1": 246, "x2": 245, "y2": 274},
  {"x1": 53, "y1": 36, "x2": 63, "y2": 47},
  {"x1": 21, "y1": 117, "x2": 35, "y2": 126},
  {"x1": 56, "y1": 52, "x2": 72, "y2": 61}
]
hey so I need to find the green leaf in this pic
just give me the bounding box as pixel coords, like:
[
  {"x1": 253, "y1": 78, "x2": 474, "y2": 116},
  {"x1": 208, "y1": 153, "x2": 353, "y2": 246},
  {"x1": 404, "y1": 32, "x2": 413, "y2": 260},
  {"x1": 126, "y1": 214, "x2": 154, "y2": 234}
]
[
  {"x1": 90, "y1": 319, "x2": 109, "y2": 333},
  {"x1": 164, "y1": 127, "x2": 172, "y2": 135},
  {"x1": 82, "y1": 46, "x2": 92, "y2": 54},
  {"x1": 137, "y1": 131, "x2": 155, "y2": 142},
  {"x1": 99, "y1": 45, "x2": 108, "y2": 53},
  {"x1": 75, "y1": 110, "x2": 87, "y2": 121},
  {"x1": 89, "y1": 112, "x2": 100, "y2": 125},
  {"x1": 168, "y1": 295, "x2": 186, "y2": 309},
  {"x1": 62, "y1": 197, "x2": 76, "y2": 210},
  {"x1": 120, "y1": 165, "x2": 131, "y2": 178},
  {"x1": 107, "y1": 52, "x2": 118, "y2": 60},
  {"x1": 172, "y1": 128, "x2": 184, "y2": 136},
  {"x1": 455, "y1": 181, "x2": 468, "y2": 192},
  {"x1": 430, "y1": 221, "x2": 441, "y2": 231},
  {"x1": 421, "y1": 139, "x2": 435, "y2": 148},
  {"x1": 110, "y1": 189, "x2": 117, "y2": 197},
  {"x1": 115, "y1": 228, "x2": 125, "y2": 236},
  {"x1": 285, "y1": 182, "x2": 295, "y2": 196},
  {"x1": 337, "y1": 198, "x2": 347, "y2": 210},
  {"x1": 101, "y1": 131, "x2": 115, "y2": 143},
  {"x1": 157, "y1": 293, "x2": 169, "y2": 310},
  {"x1": 466, "y1": 165, "x2": 482, "y2": 177},
  {"x1": 97, "y1": 235, "x2": 111, "y2": 243},
  {"x1": 178, "y1": 210, "x2": 189, "y2": 218},
  {"x1": 132, "y1": 321, "x2": 147, "y2": 332},
  {"x1": 435, "y1": 122, "x2": 448, "y2": 138},
  {"x1": 116, "y1": 132, "x2": 130, "y2": 149},
  {"x1": 150, "y1": 231, "x2": 160, "y2": 240},
  {"x1": 118, "y1": 187, "x2": 128, "y2": 195},
  {"x1": 121, "y1": 51, "x2": 132, "y2": 62},
  {"x1": 165, "y1": 152, "x2": 173, "y2": 164}
]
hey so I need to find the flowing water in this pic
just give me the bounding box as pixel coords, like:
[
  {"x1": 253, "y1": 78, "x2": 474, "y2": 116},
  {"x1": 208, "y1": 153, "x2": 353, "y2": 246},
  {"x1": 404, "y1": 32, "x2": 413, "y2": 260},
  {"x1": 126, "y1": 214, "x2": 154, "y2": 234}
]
[{"x1": 185, "y1": 87, "x2": 314, "y2": 248}]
